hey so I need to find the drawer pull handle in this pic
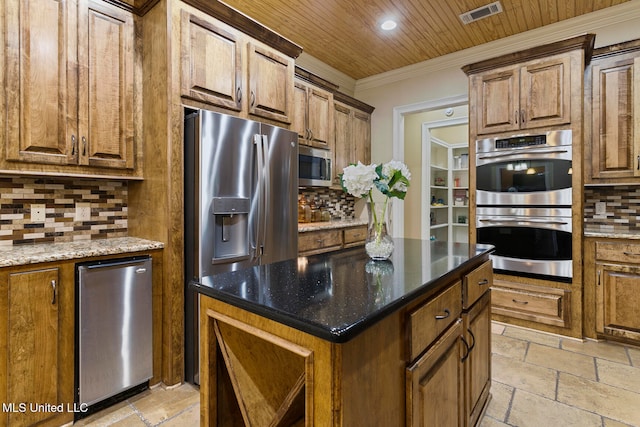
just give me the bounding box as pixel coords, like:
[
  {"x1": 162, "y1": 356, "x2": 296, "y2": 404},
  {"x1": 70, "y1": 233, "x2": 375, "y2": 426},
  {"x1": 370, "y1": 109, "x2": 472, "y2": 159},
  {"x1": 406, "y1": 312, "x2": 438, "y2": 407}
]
[
  {"x1": 51, "y1": 280, "x2": 57, "y2": 305},
  {"x1": 461, "y1": 336, "x2": 471, "y2": 362},
  {"x1": 467, "y1": 328, "x2": 476, "y2": 354},
  {"x1": 478, "y1": 278, "x2": 489, "y2": 286},
  {"x1": 435, "y1": 309, "x2": 450, "y2": 320},
  {"x1": 623, "y1": 251, "x2": 640, "y2": 257},
  {"x1": 597, "y1": 270, "x2": 601, "y2": 286},
  {"x1": 512, "y1": 299, "x2": 528, "y2": 305}
]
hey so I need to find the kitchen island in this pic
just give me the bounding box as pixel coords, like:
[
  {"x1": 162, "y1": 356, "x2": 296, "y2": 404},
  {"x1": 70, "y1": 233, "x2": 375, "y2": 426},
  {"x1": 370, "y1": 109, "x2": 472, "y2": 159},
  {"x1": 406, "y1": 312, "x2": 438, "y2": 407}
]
[{"x1": 191, "y1": 239, "x2": 494, "y2": 426}]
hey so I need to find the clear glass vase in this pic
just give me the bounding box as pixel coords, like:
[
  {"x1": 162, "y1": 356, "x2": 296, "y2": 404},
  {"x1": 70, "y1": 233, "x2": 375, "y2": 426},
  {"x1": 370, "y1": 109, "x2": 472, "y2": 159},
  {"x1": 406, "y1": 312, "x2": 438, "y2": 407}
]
[{"x1": 365, "y1": 198, "x2": 394, "y2": 260}]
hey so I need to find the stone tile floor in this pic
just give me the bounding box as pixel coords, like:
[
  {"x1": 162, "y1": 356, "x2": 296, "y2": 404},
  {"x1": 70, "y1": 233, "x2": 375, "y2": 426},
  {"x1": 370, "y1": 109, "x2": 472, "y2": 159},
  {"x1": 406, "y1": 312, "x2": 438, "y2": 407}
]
[{"x1": 81, "y1": 322, "x2": 640, "y2": 426}]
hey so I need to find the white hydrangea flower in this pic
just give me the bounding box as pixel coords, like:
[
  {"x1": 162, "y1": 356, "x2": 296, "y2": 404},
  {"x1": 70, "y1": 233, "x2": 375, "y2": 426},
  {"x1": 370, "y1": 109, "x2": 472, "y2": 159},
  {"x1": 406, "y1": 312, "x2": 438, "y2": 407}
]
[
  {"x1": 382, "y1": 160, "x2": 411, "y2": 193},
  {"x1": 341, "y1": 161, "x2": 378, "y2": 197}
]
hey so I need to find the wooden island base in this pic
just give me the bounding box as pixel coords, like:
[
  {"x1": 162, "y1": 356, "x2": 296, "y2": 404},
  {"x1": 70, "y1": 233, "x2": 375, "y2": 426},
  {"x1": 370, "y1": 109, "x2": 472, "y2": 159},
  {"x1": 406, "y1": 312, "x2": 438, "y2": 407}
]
[{"x1": 196, "y1": 244, "x2": 493, "y2": 426}]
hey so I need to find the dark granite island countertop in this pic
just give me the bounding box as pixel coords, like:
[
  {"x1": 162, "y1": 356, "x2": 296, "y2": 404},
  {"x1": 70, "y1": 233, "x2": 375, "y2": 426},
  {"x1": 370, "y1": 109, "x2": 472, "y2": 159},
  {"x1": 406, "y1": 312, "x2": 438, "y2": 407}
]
[
  {"x1": 194, "y1": 238, "x2": 494, "y2": 426},
  {"x1": 191, "y1": 239, "x2": 494, "y2": 343}
]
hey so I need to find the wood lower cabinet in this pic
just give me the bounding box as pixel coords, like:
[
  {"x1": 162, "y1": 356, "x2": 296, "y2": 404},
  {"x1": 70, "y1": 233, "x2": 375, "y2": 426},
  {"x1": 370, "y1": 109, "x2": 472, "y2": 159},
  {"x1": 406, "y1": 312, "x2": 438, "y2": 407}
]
[
  {"x1": 0, "y1": 266, "x2": 71, "y2": 427},
  {"x1": 2, "y1": 0, "x2": 138, "y2": 175},
  {"x1": 492, "y1": 279, "x2": 571, "y2": 328},
  {"x1": 586, "y1": 39, "x2": 640, "y2": 183},
  {"x1": 406, "y1": 320, "x2": 465, "y2": 427},
  {"x1": 592, "y1": 240, "x2": 640, "y2": 344},
  {"x1": 180, "y1": 7, "x2": 294, "y2": 124},
  {"x1": 463, "y1": 292, "x2": 491, "y2": 427},
  {"x1": 298, "y1": 225, "x2": 368, "y2": 256}
]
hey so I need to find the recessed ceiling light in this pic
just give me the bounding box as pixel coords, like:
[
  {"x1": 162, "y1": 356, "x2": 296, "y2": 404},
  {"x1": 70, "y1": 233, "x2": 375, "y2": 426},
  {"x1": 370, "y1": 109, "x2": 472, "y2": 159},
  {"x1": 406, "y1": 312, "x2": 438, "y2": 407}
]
[{"x1": 381, "y1": 19, "x2": 397, "y2": 31}]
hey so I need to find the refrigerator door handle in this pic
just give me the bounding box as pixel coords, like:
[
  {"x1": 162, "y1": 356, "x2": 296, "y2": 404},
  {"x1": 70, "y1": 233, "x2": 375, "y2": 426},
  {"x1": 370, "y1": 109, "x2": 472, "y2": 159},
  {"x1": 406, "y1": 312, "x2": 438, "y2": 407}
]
[
  {"x1": 260, "y1": 135, "x2": 270, "y2": 258},
  {"x1": 253, "y1": 134, "x2": 264, "y2": 261}
]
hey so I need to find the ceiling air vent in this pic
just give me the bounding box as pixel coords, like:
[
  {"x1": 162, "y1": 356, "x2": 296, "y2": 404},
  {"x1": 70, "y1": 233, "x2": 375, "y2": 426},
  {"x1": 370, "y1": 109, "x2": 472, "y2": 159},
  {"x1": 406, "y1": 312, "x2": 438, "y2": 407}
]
[{"x1": 459, "y1": 1, "x2": 503, "y2": 24}]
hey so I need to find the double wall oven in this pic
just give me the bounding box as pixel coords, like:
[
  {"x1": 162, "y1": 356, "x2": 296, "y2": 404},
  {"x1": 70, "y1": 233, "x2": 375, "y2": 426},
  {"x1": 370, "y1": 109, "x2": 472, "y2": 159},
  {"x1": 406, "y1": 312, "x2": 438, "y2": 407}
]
[{"x1": 475, "y1": 130, "x2": 573, "y2": 282}]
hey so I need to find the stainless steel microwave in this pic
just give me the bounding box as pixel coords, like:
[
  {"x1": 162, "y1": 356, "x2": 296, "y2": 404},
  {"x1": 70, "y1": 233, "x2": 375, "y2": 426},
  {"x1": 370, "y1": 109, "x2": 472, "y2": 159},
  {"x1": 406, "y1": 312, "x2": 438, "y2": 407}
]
[{"x1": 299, "y1": 145, "x2": 332, "y2": 187}]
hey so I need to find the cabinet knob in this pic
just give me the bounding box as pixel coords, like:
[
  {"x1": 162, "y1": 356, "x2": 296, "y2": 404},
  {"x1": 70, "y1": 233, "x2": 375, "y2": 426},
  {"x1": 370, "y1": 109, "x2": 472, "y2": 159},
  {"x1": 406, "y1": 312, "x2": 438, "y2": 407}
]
[
  {"x1": 515, "y1": 110, "x2": 519, "y2": 124},
  {"x1": 71, "y1": 135, "x2": 77, "y2": 155},
  {"x1": 82, "y1": 136, "x2": 87, "y2": 156},
  {"x1": 236, "y1": 87, "x2": 242, "y2": 104}
]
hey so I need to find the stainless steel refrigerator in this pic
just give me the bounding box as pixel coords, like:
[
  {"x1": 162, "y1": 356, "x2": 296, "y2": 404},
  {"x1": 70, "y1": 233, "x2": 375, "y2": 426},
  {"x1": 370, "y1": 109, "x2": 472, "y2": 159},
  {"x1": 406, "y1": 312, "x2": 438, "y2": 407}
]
[{"x1": 184, "y1": 109, "x2": 298, "y2": 383}]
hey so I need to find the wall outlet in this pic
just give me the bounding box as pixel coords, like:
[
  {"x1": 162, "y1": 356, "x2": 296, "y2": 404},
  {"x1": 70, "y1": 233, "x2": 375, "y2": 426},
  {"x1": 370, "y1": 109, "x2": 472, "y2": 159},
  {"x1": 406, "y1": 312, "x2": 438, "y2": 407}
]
[
  {"x1": 31, "y1": 204, "x2": 46, "y2": 223},
  {"x1": 75, "y1": 202, "x2": 91, "y2": 222},
  {"x1": 595, "y1": 202, "x2": 607, "y2": 215}
]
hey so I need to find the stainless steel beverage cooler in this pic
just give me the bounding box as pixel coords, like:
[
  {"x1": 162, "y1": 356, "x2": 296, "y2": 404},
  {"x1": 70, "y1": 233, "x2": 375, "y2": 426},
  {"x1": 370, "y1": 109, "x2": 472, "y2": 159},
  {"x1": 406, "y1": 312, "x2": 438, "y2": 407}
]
[{"x1": 76, "y1": 256, "x2": 153, "y2": 415}]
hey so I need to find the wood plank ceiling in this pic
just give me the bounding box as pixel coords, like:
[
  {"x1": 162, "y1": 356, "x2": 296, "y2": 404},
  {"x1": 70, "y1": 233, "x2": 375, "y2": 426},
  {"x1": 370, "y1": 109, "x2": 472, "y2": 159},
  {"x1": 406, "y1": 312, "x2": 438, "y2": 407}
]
[{"x1": 220, "y1": 0, "x2": 631, "y2": 80}]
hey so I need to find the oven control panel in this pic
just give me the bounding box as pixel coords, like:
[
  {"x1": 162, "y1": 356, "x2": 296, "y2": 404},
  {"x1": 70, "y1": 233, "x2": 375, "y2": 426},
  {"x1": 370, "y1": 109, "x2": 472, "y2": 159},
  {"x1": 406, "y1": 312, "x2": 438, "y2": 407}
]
[{"x1": 495, "y1": 134, "x2": 546, "y2": 149}]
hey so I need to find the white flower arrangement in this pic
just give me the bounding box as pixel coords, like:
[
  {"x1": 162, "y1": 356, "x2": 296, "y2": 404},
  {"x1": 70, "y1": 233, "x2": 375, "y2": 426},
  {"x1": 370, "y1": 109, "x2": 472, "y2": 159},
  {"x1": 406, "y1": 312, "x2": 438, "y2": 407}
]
[{"x1": 340, "y1": 160, "x2": 411, "y2": 259}]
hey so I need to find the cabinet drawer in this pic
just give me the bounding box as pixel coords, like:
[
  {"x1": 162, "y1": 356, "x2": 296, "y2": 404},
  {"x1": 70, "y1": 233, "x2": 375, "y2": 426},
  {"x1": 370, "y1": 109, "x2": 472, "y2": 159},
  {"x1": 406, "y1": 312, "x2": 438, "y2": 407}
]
[
  {"x1": 343, "y1": 226, "x2": 367, "y2": 246},
  {"x1": 596, "y1": 242, "x2": 640, "y2": 264},
  {"x1": 407, "y1": 281, "x2": 462, "y2": 361},
  {"x1": 492, "y1": 280, "x2": 570, "y2": 328},
  {"x1": 298, "y1": 229, "x2": 342, "y2": 254},
  {"x1": 463, "y1": 260, "x2": 492, "y2": 309}
]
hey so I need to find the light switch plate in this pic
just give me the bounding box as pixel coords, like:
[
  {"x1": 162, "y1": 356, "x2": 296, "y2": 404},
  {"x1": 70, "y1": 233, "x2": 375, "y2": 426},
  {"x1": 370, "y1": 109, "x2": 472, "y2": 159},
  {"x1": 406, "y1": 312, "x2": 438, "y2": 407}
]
[
  {"x1": 75, "y1": 202, "x2": 91, "y2": 222},
  {"x1": 31, "y1": 204, "x2": 46, "y2": 223},
  {"x1": 595, "y1": 202, "x2": 606, "y2": 215}
]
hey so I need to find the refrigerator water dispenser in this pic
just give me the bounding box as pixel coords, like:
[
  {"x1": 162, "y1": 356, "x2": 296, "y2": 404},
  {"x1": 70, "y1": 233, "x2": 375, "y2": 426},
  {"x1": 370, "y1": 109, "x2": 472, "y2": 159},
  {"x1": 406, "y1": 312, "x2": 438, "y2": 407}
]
[{"x1": 211, "y1": 197, "x2": 250, "y2": 262}]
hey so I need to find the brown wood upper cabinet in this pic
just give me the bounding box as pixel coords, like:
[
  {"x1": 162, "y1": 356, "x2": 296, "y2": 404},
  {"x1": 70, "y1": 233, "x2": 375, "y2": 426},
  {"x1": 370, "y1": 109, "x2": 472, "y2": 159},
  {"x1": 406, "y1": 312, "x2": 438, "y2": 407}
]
[
  {"x1": 586, "y1": 41, "x2": 640, "y2": 183},
  {"x1": 333, "y1": 100, "x2": 371, "y2": 186},
  {"x1": 3, "y1": 0, "x2": 136, "y2": 172},
  {"x1": 180, "y1": 9, "x2": 294, "y2": 124},
  {"x1": 470, "y1": 54, "x2": 572, "y2": 135},
  {"x1": 291, "y1": 79, "x2": 334, "y2": 148}
]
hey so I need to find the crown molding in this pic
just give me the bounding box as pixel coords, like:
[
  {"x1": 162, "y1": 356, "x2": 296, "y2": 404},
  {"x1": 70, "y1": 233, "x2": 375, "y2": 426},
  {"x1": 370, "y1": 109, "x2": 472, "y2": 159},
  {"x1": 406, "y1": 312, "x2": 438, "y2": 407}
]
[
  {"x1": 296, "y1": 53, "x2": 357, "y2": 96},
  {"x1": 355, "y1": 0, "x2": 640, "y2": 92}
]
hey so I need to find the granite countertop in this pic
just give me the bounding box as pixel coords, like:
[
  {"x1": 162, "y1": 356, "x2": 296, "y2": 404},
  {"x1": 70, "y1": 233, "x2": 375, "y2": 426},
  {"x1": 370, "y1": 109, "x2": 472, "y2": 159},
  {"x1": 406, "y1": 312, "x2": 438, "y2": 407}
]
[
  {"x1": 191, "y1": 239, "x2": 494, "y2": 343},
  {"x1": 298, "y1": 219, "x2": 367, "y2": 232},
  {"x1": 0, "y1": 237, "x2": 164, "y2": 267},
  {"x1": 583, "y1": 231, "x2": 640, "y2": 240}
]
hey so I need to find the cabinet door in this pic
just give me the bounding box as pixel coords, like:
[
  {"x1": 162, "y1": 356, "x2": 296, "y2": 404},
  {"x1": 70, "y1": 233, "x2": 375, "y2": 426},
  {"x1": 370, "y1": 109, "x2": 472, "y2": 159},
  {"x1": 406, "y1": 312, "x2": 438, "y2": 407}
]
[
  {"x1": 590, "y1": 56, "x2": 640, "y2": 181},
  {"x1": 78, "y1": 0, "x2": 135, "y2": 169},
  {"x1": 473, "y1": 67, "x2": 520, "y2": 135},
  {"x1": 406, "y1": 320, "x2": 464, "y2": 427},
  {"x1": 352, "y1": 109, "x2": 371, "y2": 165},
  {"x1": 596, "y1": 262, "x2": 640, "y2": 342},
  {"x1": 4, "y1": 0, "x2": 76, "y2": 165},
  {"x1": 180, "y1": 10, "x2": 243, "y2": 111},
  {"x1": 463, "y1": 292, "x2": 491, "y2": 427},
  {"x1": 520, "y1": 55, "x2": 572, "y2": 129},
  {"x1": 248, "y1": 42, "x2": 293, "y2": 124},
  {"x1": 291, "y1": 82, "x2": 309, "y2": 143},
  {"x1": 6, "y1": 268, "x2": 60, "y2": 427},
  {"x1": 307, "y1": 86, "x2": 333, "y2": 149},
  {"x1": 333, "y1": 102, "x2": 352, "y2": 185}
]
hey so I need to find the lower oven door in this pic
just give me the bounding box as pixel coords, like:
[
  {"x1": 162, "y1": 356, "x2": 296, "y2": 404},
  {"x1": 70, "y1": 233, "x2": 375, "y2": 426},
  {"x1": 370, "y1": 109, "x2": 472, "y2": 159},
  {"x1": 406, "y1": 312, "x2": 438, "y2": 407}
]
[{"x1": 476, "y1": 207, "x2": 572, "y2": 281}]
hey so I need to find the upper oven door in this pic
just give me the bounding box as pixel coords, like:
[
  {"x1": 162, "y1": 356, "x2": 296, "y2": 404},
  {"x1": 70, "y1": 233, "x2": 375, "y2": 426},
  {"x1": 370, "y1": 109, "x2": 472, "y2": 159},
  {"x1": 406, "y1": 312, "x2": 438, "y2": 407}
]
[{"x1": 476, "y1": 131, "x2": 573, "y2": 206}]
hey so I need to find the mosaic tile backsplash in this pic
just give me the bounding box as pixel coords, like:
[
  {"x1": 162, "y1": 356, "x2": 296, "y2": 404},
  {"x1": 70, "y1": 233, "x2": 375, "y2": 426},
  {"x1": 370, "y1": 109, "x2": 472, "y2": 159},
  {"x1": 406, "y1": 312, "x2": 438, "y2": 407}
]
[
  {"x1": 298, "y1": 187, "x2": 356, "y2": 220},
  {"x1": 0, "y1": 177, "x2": 128, "y2": 246},
  {"x1": 584, "y1": 186, "x2": 640, "y2": 234}
]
